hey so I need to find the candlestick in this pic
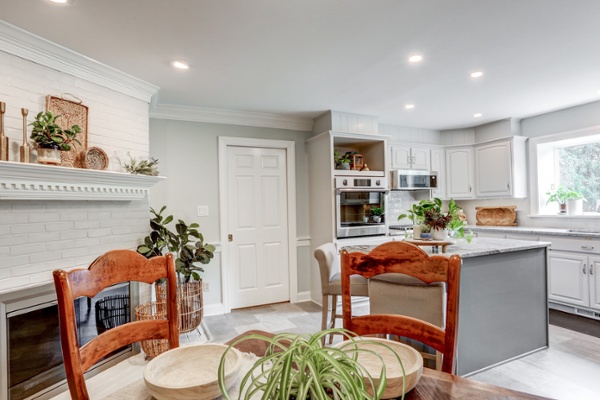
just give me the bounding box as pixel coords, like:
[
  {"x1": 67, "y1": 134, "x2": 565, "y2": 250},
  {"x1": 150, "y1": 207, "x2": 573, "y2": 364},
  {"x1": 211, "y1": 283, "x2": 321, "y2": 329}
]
[
  {"x1": 20, "y1": 108, "x2": 30, "y2": 163},
  {"x1": 0, "y1": 101, "x2": 8, "y2": 161}
]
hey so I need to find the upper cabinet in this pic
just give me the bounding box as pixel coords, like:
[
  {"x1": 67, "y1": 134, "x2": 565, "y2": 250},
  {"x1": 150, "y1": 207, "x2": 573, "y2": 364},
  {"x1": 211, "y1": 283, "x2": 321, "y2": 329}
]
[
  {"x1": 474, "y1": 137, "x2": 527, "y2": 198},
  {"x1": 390, "y1": 145, "x2": 430, "y2": 170},
  {"x1": 445, "y1": 147, "x2": 475, "y2": 199},
  {"x1": 333, "y1": 133, "x2": 386, "y2": 176}
]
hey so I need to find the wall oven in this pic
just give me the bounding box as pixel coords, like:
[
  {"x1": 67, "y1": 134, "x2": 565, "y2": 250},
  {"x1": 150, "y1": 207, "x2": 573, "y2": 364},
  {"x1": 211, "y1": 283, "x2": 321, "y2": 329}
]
[{"x1": 335, "y1": 177, "x2": 389, "y2": 238}]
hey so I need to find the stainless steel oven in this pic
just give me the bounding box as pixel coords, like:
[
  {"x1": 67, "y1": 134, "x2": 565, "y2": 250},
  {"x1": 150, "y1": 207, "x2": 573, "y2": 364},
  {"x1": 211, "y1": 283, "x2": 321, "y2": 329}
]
[{"x1": 335, "y1": 177, "x2": 389, "y2": 238}]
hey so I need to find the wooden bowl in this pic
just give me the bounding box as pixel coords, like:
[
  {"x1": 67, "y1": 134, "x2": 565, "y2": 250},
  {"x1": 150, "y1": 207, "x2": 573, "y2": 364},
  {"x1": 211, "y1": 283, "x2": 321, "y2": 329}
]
[
  {"x1": 144, "y1": 344, "x2": 242, "y2": 400},
  {"x1": 333, "y1": 337, "x2": 423, "y2": 399}
]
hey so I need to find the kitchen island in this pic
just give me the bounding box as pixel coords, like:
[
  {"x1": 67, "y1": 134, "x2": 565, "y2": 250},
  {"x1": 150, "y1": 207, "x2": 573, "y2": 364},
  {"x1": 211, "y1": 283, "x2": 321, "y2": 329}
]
[{"x1": 341, "y1": 237, "x2": 551, "y2": 376}]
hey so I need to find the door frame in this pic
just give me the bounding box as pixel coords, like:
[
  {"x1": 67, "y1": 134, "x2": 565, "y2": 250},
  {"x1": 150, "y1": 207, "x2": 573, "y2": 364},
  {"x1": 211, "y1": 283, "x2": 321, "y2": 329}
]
[{"x1": 218, "y1": 136, "x2": 298, "y2": 313}]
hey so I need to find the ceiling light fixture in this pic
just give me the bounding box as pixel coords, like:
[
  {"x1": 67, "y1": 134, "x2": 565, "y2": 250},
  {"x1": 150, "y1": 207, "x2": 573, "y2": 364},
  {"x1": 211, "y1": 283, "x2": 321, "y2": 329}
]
[
  {"x1": 48, "y1": 0, "x2": 71, "y2": 4},
  {"x1": 470, "y1": 71, "x2": 484, "y2": 78},
  {"x1": 473, "y1": 113, "x2": 482, "y2": 118},
  {"x1": 171, "y1": 60, "x2": 190, "y2": 70},
  {"x1": 408, "y1": 55, "x2": 423, "y2": 63},
  {"x1": 405, "y1": 104, "x2": 415, "y2": 110}
]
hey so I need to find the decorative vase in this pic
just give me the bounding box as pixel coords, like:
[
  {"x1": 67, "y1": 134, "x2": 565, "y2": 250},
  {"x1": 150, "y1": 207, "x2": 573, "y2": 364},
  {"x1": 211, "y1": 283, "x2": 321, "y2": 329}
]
[
  {"x1": 412, "y1": 225, "x2": 422, "y2": 238},
  {"x1": 431, "y1": 228, "x2": 448, "y2": 241},
  {"x1": 155, "y1": 279, "x2": 203, "y2": 333},
  {"x1": 37, "y1": 145, "x2": 62, "y2": 165}
]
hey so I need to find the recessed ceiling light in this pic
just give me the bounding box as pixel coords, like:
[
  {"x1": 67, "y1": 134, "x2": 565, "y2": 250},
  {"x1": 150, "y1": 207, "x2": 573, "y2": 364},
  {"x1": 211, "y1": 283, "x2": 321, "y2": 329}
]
[
  {"x1": 405, "y1": 104, "x2": 415, "y2": 110},
  {"x1": 171, "y1": 60, "x2": 190, "y2": 70},
  {"x1": 408, "y1": 55, "x2": 423, "y2": 63},
  {"x1": 473, "y1": 113, "x2": 482, "y2": 118},
  {"x1": 48, "y1": 0, "x2": 71, "y2": 4},
  {"x1": 470, "y1": 71, "x2": 484, "y2": 78}
]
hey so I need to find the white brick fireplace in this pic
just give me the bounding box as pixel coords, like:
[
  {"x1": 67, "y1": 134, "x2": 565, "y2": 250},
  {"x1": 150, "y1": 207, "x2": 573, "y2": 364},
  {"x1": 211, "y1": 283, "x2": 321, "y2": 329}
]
[{"x1": 0, "y1": 21, "x2": 159, "y2": 399}]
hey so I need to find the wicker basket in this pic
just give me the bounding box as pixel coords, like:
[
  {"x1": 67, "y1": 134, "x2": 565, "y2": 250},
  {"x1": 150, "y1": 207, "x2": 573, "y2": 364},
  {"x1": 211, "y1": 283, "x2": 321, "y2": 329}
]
[
  {"x1": 135, "y1": 302, "x2": 171, "y2": 359},
  {"x1": 155, "y1": 280, "x2": 203, "y2": 333},
  {"x1": 95, "y1": 294, "x2": 130, "y2": 335}
]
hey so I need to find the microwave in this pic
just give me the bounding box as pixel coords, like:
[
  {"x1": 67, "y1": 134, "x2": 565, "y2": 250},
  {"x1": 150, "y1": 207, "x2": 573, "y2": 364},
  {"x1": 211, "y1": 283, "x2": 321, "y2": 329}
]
[{"x1": 391, "y1": 169, "x2": 437, "y2": 190}]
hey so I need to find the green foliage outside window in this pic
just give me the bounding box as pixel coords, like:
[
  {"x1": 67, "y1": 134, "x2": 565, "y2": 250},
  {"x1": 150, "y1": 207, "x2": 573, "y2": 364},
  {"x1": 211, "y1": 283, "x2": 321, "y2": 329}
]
[{"x1": 558, "y1": 142, "x2": 600, "y2": 212}]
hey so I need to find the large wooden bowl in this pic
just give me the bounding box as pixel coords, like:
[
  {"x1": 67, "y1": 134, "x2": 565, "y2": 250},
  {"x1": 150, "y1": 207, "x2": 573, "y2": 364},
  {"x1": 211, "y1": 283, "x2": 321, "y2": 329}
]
[
  {"x1": 144, "y1": 344, "x2": 242, "y2": 400},
  {"x1": 333, "y1": 337, "x2": 423, "y2": 399}
]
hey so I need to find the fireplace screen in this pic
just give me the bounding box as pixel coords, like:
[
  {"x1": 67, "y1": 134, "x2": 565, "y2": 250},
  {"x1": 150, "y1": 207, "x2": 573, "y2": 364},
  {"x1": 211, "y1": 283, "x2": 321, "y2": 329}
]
[{"x1": 6, "y1": 283, "x2": 132, "y2": 400}]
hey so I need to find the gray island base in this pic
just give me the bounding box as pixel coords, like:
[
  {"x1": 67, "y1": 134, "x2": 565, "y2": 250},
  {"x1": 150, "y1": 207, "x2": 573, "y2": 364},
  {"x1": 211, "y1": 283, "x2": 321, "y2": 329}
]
[{"x1": 341, "y1": 237, "x2": 551, "y2": 376}]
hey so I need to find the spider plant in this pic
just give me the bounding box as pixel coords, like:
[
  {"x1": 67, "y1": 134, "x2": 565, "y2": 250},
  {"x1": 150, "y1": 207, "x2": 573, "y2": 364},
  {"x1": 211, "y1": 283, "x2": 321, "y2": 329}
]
[{"x1": 218, "y1": 328, "x2": 406, "y2": 400}]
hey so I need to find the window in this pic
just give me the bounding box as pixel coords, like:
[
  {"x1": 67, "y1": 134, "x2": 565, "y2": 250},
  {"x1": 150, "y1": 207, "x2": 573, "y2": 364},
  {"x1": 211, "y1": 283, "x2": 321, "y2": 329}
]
[{"x1": 532, "y1": 130, "x2": 600, "y2": 216}]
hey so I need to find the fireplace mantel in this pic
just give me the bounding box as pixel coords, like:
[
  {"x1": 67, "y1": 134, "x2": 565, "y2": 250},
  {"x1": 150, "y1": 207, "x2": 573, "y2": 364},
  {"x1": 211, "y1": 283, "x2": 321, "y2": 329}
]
[{"x1": 0, "y1": 161, "x2": 165, "y2": 201}]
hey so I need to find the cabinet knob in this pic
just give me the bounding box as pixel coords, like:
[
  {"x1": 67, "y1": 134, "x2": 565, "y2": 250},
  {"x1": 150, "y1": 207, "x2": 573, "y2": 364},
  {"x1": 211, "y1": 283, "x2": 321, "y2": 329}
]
[{"x1": 583, "y1": 264, "x2": 587, "y2": 274}]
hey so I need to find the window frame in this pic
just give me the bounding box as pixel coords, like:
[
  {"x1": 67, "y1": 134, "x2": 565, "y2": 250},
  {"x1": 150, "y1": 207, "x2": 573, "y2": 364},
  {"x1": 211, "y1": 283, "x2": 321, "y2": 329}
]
[{"x1": 528, "y1": 125, "x2": 600, "y2": 217}]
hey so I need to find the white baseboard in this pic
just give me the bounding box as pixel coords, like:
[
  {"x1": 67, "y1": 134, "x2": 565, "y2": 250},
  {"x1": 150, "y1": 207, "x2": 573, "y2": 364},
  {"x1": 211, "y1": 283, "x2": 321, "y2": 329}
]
[
  {"x1": 294, "y1": 291, "x2": 311, "y2": 303},
  {"x1": 204, "y1": 303, "x2": 226, "y2": 317}
]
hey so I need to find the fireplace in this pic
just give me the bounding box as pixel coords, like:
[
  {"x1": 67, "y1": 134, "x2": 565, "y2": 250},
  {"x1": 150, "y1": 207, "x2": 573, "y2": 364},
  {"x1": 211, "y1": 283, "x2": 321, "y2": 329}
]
[{"x1": 1, "y1": 281, "x2": 139, "y2": 400}]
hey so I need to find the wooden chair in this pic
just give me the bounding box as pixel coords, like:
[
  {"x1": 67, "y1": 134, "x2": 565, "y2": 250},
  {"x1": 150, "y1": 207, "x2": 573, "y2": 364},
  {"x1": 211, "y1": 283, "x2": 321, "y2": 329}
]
[
  {"x1": 340, "y1": 241, "x2": 461, "y2": 374},
  {"x1": 53, "y1": 250, "x2": 179, "y2": 400}
]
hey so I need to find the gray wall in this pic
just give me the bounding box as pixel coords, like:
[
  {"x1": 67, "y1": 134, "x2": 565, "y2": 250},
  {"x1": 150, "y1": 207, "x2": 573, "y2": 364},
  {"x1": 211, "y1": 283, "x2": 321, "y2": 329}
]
[{"x1": 149, "y1": 119, "x2": 312, "y2": 309}]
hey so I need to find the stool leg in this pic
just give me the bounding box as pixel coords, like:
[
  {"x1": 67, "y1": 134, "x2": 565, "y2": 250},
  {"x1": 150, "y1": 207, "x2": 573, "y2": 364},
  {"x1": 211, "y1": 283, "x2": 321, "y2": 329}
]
[
  {"x1": 328, "y1": 294, "x2": 338, "y2": 344},
  {"x1": 321, "y1": 294, "x2": 329, "y2": 345}
]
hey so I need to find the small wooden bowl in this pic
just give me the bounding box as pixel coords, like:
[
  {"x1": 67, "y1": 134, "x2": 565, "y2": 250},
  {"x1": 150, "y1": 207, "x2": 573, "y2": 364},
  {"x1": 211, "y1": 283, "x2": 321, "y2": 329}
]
[
  {"x1": 333, "y1": 337, "x2": 423, "y2": 398},
  {"x1": 144, "y1": 344, "x2": 243, "y2": 400}
]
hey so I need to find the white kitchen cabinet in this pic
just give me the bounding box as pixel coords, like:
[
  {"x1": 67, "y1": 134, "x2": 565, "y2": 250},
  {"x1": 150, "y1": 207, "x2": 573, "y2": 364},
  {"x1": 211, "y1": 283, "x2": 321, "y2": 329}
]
[
  {"x1": 430, "y1": 148, "x2": 446, "y2": 199},
  {"x1": 590, "y1": 257, "x2": 600, "y2": 310},
  {"x1": 390, "y1": 145, "x2": 430, "y2": 170},
  {"x1": 548, "y1": 251, "x2": 589, "y2": 307},
  {"x1": 445, "y1": 147, "x2": 474, "y2": 199},
  {"x1": 474, "y1": 137, "x2": 527, "y2": 198}
]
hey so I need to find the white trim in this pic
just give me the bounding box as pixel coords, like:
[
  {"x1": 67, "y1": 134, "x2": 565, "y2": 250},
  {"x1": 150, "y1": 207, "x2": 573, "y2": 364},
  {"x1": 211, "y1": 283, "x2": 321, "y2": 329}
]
[
  {"x1": 204, "y1": 303, "x2": 227, "y2": 317},
  {"x1": 151, "y1": 104, "x2": 313, "y2": 132},
  {"x1": 0, "y1": 20, "x2": 158, "y2": 102},
  {"x1": 296, "y1": 236, "x2": 311, "y2": 247},
  {"x1": 218, "y1": 136, "x2": 298, "y2": 313},
  {"x1": 295, "y1": 291, "x2": 311, "y2": 303}
]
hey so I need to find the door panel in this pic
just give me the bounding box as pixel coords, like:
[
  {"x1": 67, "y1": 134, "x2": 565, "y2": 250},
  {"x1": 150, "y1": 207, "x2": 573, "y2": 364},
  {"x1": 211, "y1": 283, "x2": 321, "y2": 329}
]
[
  {"x1": 590, "y1": 257, "x2": 600, "y2": 311},
  {"x1": 548, "y1": 251, "x2": 588, "y2": 306},
  {"x1": 227, "y1": 146, "x2": 290, "y2": 309}
]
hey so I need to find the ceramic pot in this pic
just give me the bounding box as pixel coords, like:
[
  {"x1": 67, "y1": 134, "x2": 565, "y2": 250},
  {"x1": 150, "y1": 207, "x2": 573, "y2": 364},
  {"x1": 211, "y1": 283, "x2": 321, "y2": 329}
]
[
  {"x1": 567, "y1": 199, "x2": 583, "y2": 215},
  {"x1": 431, "y1": 228, "x2": 448, "y2": 241},
  {"x1": 337, "y1": 162, "x2": 350, "y2": 170},
  {"x1": 420, "y1": 232, "x2": 432, "y2": 240},
  {"x1": 372, "y1": 216, "x2": 381, "y2": 223},
  {"x1": 37, "y1": 145, "x2": 61, "y2": 165},
  {"x1": 558, "y1": 203, "x2": 567, "y2": 214},
  {"x1": 412, "y1": 225, "x2": 422, "y2": 238}
]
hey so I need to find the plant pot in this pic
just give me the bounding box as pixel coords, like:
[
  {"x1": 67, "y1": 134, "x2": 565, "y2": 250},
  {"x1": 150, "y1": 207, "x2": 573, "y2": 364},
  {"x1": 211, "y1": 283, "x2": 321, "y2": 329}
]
[
  {"x1": 558, "y1": 203, "x2": 567, "y2": 214},
  {"x1": 567, "y1": 199, "x2": 583, "y2": 215},
  {"x1": 37, "y1": 145, "x2": 62, "y2": 165},
  {"x1": 412, "y1": 225, "x2": 422, "y2": 238},
  {"x1": 372, "y1": 216, "x2": 381, "y2": 223},
  {"x1": 155, "y1": 280, "x2": 203, "y2": 333},
  {"x1": 337, "y1": 162, "x2": 350, "y2": 170},
  {"x1": 420, "y1": 232, "x2": 432, "y2": 240},
  {"x1": 431, "y1": 228, "x2": 448, "y2": 241}
]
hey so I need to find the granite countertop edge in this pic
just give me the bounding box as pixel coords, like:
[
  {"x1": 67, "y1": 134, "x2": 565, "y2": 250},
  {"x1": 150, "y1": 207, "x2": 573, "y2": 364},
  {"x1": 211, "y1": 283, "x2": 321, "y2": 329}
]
[{"x1": 466, "y1": 225, "x2": 600, "y2": 239}]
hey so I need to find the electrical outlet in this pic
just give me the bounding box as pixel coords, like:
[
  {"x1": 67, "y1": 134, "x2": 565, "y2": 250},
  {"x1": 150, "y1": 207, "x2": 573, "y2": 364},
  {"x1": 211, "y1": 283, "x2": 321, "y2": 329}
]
[
  {"x1": 202, "y1": 281, "x2": 209, "y2": 292},
  {"x1": 197, "y1": 205, "x2": 209, "y2": 217}
]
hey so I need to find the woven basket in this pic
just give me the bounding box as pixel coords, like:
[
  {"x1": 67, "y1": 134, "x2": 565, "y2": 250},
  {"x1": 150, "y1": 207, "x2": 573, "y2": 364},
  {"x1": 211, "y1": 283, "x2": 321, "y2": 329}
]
[
  {"x1": 95, "y1": 294, "x2": 130, "y2": 335},
  {"x1": 135, "y1": 302, "x2": 171, "y2": 359},
  {"x1": 155, "y1": 280, "x2": 203, "y2": 333}
]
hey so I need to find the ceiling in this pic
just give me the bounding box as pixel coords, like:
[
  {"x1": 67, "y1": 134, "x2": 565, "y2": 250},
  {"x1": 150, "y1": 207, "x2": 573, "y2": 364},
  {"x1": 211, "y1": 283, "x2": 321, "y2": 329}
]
[{"x1": 2, "y1": 0, "x2": 600, "y2": 130}]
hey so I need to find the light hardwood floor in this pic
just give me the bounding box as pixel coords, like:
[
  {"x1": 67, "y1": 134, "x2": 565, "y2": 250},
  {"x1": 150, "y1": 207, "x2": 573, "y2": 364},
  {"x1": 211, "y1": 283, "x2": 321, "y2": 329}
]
[{"x1": 205, "y1": 301, "x2": 600, "y2": 400}]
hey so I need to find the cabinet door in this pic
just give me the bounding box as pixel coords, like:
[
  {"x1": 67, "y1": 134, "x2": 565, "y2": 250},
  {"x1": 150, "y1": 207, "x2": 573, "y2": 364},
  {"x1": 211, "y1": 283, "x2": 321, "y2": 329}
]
[
  {"x1": 445, "y1": 147, "x2": 474, "y2": 199},
  {"x1": 475, "y1": 141, "x2": 512, "y2": 197},
  {"x1": 430, "y1": 148, "x2": 445, "y2": 199},
  {"x1": 548, "y1": 251, "x2": 589, "y2": 307},
  {"x1": 590, "y1": 256, "x2": 600, "y2": 311},
  {"x1": 390, "y1": 146, "x2": 411, "y2": 169},
  {"x1": 411, "y1": 147, "x2": 430, "y2": 170}
]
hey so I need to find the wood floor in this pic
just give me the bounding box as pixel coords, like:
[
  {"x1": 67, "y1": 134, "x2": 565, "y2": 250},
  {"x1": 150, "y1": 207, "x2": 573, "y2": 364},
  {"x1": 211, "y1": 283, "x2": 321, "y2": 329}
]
[{"x1": 204, "y1": 301, "x2": 600, "y2": 400}]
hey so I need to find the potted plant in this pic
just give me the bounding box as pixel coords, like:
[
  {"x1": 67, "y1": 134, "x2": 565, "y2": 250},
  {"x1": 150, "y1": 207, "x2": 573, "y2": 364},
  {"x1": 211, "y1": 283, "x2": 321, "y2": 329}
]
[
  {"x1": 397, "y1": 199, "x2": 436, "y2": 238},
  {"x1": 419, "y1": 224, "x2": 432, "y2": 240},
  {"x1": 546, "y1": 186, "x2": 583, "y2": 214},
  {"x1": 218, "y1": 328, "x2": 408, "y2": 400},
  {"x1": 334, "y1": 150, "x2": 351, "y2": 170},
  {"x1": 29, "y1": 111, "x2": 81, "y2": 165},
  {"x1": 137, "y1": 206, "x2": 216, "y2": 332},
  {"x1": 447, "y1": 198, "x2": 473, "y2": 243},
  {"x1": 370, "y1": 207, "x2": 384, "y2": 223},
  {"x1": 123, "y1": 156, "x2": 160, "y2": 176}
]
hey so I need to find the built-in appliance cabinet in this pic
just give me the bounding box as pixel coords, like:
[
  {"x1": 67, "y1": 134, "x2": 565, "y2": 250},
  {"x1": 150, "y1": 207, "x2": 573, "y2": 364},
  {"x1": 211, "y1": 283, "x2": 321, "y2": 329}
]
[
  {"x1": 445, "y1": 146, "x2": 475, "y2": 199},
  {"x1": 474, "y1": 137, "x2": 528, "y2": 198},
  {"x1": 542, "y1": 236, "x2": 600, "y2": 314},
  {"x1": 390, "y1": 145, "x2": 430, "y2": 170}
]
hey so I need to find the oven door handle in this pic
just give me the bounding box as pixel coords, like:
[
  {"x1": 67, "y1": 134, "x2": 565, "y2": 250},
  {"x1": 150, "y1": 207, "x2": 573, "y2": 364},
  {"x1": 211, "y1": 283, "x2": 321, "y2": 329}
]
[{"x1": 336, "y1": 188, "x2": 389, "y2": 194}]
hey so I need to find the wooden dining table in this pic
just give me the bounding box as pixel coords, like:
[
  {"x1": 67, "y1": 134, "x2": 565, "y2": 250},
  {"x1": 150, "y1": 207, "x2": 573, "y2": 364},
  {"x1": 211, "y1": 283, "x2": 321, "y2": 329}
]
[{"x1": 226, "y1": 330, "x2": 554, "y2": 400}]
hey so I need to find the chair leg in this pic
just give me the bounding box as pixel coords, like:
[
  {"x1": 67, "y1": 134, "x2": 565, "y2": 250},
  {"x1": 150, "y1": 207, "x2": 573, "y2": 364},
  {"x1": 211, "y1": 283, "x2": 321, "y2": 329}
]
[
  {"x1": 435, "y1": 351, "x2": 443, "y2": 371},
  {"x1": 321, "y1": 294, "x2": 329, "y2": 345},
  {"x1": 328, "y1": 294, "x2": 338, "y2": 344}
]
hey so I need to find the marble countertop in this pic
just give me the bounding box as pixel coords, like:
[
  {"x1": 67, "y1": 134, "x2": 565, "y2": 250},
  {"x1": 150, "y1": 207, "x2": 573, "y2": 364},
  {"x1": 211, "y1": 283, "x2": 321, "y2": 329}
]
[
  {"x1": 342, "y1": 237, "x2": 550, "y2": 259},
  {"x1": 466, "y1": 225, "x2": 600, "y2": 239}
]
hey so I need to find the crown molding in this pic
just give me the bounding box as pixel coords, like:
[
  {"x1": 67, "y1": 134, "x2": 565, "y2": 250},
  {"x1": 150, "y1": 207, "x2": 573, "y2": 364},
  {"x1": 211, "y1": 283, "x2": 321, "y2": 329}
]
[
  {"x1": 150, "y1": 104, "x2": 313, "y2": 132},
  {"x1": 0, "y1": 20, "x2": 158, "y2": 103}
]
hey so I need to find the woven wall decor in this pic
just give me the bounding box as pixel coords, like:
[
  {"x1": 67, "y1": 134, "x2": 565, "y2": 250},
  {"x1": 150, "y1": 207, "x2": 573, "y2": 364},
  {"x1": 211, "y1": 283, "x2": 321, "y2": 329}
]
[
  {"x1": 46, "y1": 95, "x2": 89, "y2": 168},
  {"x1": 84, "y1": 147, "x2": 109, "y2": 170}
]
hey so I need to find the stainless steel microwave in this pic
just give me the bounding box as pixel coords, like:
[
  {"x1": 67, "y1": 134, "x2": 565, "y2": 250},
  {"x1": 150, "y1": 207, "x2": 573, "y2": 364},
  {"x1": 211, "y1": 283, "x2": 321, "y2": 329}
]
[{"x1": 391, "y1": 169, "x2": 437, "y2": 190}]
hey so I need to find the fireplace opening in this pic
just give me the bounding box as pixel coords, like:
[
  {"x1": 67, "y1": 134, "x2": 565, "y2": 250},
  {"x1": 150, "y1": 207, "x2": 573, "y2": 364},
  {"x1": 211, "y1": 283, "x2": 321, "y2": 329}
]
[{"x1": 2, "y1": 282, "x2": 136, "y2": 400}]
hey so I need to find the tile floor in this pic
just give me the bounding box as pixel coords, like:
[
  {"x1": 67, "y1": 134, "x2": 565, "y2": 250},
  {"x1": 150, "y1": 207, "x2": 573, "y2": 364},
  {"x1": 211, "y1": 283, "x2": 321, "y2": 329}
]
[{"x1": 205, "y1": 301, "x2": 600, "y2": 400}]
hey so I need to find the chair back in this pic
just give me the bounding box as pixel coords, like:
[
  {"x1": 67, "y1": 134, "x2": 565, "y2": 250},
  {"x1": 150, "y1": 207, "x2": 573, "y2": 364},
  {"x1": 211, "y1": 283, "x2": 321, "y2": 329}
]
[
  {"x1": 314, "y1": 242, "x2": 339, "y2": 295},
  {"x1": 53, "y1": 249, "x2": 179, "y2": 400},
  {"x1": 341, "y1": 241, "x2": 461, "y2": 374}
]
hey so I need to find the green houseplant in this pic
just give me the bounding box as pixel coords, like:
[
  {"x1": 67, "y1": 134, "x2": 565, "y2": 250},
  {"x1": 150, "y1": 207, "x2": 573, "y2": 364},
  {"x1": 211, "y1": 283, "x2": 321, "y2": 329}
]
[
  {"x1": 29, "y1": 111, "x2": 81, "y2": 165},
  {"x1": 546, "y1": 186, "x2": 584, "y2": 214},
  {"x1": 370, "y1": 207, "x2": 384, "y2": 223},
  {"x1": 218, "y1": 329, "x2": 407, "y2": 400},
  {"x1": 334, "y1": 150, "x2": 351, "y2": 170},
  {"x1": 123, "y1": 156, "x2": 160, "y2": 176},
  {"x1": 137, "y1": 206, "x2": 216, "y2": 332}
]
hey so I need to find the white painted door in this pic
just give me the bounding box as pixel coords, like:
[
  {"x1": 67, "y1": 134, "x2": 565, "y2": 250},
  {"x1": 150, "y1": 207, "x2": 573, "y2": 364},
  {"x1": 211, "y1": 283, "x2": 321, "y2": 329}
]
[
  {"x1": 445, "y1": 147, "x2": 475, "y2": 199},
  {"x1": 475, "y1": 141, "x2": 512, "y2": 197},
  {"x1": 227, "y1": 146, "x2": 290, "y2": 309},
  {"x1": 390, "y1": 146, "x2": 411, "y2": 169},
  {"x1": 411, "y1": 147, "x2": 431, "y2": 170},
  {"x1": 548, "y1": 251, "x2": 588, "y2": 307},
  {"x1": 590, "y1": 256, "x2": 600, "y2": 311}
]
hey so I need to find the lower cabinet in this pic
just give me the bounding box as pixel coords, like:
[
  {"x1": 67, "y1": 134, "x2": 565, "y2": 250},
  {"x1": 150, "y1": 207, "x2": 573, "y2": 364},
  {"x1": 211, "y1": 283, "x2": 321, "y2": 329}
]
[{"x1": 548, "y1": 250, "x2": 600, "y2": 311}]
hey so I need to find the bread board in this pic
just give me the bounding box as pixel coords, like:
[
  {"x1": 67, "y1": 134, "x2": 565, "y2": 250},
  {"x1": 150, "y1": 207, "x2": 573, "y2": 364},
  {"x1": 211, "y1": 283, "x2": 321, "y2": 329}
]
[{"x1": 475, "y1": 206, "x2": 517, "y2": 226}]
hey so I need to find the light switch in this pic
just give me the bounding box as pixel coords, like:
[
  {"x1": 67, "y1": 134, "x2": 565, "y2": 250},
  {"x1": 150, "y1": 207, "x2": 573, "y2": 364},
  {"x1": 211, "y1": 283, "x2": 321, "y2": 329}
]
[{"x1": 197, "y1": 205, "x2": 209, "y2": 217}]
